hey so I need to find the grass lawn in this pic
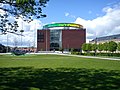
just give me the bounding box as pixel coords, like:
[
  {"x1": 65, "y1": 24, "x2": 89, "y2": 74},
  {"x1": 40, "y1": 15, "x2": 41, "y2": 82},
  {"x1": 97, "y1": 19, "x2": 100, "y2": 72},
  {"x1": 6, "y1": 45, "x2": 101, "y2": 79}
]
[
  {"x1": 0, "y1": 54, "x2": 120, "y2": 70},
  {"x1": 0, "y1": 54, "x2": 120, "y2": 90}
]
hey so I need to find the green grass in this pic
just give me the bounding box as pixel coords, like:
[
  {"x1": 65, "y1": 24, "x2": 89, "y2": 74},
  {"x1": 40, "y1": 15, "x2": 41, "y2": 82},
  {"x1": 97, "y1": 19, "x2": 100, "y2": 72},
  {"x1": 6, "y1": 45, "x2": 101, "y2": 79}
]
[
  {"x1": 0, "y1": 54, "x2": 120, "y2": 90},
  {"x1": 0, "y1": 54, "x2": 120, "y2": 70}
]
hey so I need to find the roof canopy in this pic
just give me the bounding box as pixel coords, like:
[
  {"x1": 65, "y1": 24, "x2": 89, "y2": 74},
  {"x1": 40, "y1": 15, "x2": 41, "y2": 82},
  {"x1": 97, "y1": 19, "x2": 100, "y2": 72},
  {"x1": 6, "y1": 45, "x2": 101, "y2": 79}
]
[{"x1": 43, "y1": 23, "x2": 83, "y2": 29}]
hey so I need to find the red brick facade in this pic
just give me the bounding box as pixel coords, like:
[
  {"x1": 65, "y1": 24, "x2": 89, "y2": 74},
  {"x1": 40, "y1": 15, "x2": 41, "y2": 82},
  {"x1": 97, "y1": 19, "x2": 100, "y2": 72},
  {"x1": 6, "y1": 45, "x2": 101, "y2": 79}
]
[
  {"x1": 62, "y1": 29, "x2": 86, "y2": 49},
  {"x1": 37, "y1": 30, "x2": 50, "y2": 51},
  {"x1": 37, "y1": 29, "x2": 86, "y2": 51}
]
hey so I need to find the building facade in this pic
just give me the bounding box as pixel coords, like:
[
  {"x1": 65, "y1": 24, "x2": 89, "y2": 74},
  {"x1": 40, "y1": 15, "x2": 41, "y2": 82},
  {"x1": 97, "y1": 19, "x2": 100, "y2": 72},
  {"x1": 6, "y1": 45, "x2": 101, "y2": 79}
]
[
  {"x1": 37, "y1": 23, "x2": 86, "y2": 51},
  {"x1": 90, "y1": 34, "x2": 120, "y2": 44}
]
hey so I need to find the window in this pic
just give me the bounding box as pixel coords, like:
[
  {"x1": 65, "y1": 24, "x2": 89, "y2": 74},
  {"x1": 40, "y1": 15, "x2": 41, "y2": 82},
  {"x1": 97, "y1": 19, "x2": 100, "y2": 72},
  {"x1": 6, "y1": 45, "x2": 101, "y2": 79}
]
[{"x1": 38, "y1": 32, "x2": 44, "y2": 42}]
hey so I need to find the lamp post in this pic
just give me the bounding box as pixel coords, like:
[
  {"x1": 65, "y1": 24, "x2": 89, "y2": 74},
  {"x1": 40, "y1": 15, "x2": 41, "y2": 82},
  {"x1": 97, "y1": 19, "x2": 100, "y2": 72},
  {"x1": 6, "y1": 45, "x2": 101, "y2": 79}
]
[
  {"x1": 20, "y1": 20, "x2": 24, "y2": 49},
  {"x1": 46, "y1": 29, "x2": 47, "y2": 52},
  {"x1": 95, "y1": 37, "x2": 97, "y2": 56},
  {"x1": 6, "y1": 33, "x2": 8, "y2": 53},
  {"x1": 34, "y1": 23, "x2": 36, "y2": 53},
  {"x1": 20, "y1": 30, "x2": 24, "y2": 50}
]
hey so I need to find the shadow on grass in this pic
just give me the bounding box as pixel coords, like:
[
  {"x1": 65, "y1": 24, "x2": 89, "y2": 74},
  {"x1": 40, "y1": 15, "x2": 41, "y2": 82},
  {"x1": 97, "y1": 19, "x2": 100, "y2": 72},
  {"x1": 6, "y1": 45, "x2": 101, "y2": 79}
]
[{"x1": 0, "y1": 67, "x2": 120, "y2": 90}]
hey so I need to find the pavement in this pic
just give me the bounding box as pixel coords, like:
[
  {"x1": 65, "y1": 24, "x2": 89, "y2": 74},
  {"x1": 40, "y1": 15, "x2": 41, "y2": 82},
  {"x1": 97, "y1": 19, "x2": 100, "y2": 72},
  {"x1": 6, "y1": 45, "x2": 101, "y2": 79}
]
[
  {"x1": 58, "y1": 54, "x2": 120, "y2": 61},
  {"x1": 0, "y1": 52, "x2": 120, "y2": 61}
]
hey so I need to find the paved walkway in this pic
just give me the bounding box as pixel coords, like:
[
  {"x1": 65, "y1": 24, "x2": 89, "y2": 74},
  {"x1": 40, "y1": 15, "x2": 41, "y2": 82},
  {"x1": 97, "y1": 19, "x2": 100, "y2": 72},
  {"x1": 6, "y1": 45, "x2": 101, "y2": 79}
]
[
  {"x1": 0, "y1": 52, "x2": 120, "y2": 61},
  {"x1": 30, "y1": 52, "x2": 120, "y2": 61},
  {"x1": 58, "y1": 54, "x2": 120, "y2": 61}
]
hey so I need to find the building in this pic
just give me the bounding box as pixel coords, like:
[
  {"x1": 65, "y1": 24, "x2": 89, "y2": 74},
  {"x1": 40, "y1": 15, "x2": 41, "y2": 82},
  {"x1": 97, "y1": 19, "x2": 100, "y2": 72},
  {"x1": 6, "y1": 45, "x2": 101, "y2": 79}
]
[
  {"x1": 37, "y1": 23, "x2": 86, "y2": 51},
  {"x1": 90, "y1": 34, "x2": 120, "y2": 44}
]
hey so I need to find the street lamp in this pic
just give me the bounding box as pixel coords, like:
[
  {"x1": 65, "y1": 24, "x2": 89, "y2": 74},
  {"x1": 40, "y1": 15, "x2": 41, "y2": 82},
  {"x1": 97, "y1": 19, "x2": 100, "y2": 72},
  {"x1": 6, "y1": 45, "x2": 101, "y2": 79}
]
[
  {"x1": 20, "y1": 30, "x2": 24, "y2": 49},
  {"x1": 95, "y1": 37, "x2": 97, "y2": 56},
  {"x1": 46, "y1": 29, "x2": 47, "y2": 51},
  {"x1": 34, "y1": 23, "x2": 36, "y2": 53}
]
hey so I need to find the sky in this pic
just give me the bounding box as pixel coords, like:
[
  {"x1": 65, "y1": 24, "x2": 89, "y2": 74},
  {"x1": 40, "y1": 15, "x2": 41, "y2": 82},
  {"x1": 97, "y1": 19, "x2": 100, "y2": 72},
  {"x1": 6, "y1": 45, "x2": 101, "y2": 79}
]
[{"x1": 0, "y1": 0, "x2": 120, "y2": 47}]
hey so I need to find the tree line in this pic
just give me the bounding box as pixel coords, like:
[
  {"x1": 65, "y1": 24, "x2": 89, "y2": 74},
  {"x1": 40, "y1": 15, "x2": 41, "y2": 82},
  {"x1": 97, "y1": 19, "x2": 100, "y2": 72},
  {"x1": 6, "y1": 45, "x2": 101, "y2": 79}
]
[
  {"x1": 82, "y1": 41, "x2": 120, "y2": 53},
  {"x1": 0, "y1": 44, "x2": 11, "y2": 53}
]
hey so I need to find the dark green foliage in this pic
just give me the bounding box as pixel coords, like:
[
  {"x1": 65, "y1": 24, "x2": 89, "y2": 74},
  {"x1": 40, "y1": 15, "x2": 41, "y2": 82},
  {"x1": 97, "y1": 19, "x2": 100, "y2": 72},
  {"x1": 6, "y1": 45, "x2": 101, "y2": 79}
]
[
  {"x1": 0, "y1": 0, "x2": 49, "y2": 21},
  {"x1": 97, "y1": 43, "x2": 103, "y2": 52},
  {"x1": 82, "y1": 43, "x2": 87, "y2": 52},
  {"x1": 74, "y1": 52, "x2": 120, "y2": 57},
  {"x1": 86, "y1": 43, "x2": 92, "y2": 52},
  {"x1": 103, "y1": 42, "x2": 109, "y2": 52},
  {"x1": 92, "y1": 44, "x2": 97, "y2": 55},
  {"x1": 0, "y1": 14, "x2": 19, "y2": 35},
  {"x1": 81, "y1": 41, "x2": 119, "y2": 56},
  {"x1": 117, "y1": 43, "x2": 120, "y2": 51},
  {"x1": 0, "y1": 44, "x2": 11, "y2": 53},
  {"x1": 0, "y1": 44, "x2": 6, "y2": 53},
  {"x1": 92, "y1": 44, "x2": 97, "y2": 51},
  {"x1": 108, "y1": 41, "x2": 117, "y2": 52},
  {"x1": 96, "y1": 53, "x2": 120, "y2": 57},
  {"x1": 71, "y1": 51, "x2": 81, "y2": 55},
  {"x1": 0, "y1": 67, "x2": 120, "y2": 90},
  {"x1": 82, "y1": 43, "x2": 92, "y2": 52}
]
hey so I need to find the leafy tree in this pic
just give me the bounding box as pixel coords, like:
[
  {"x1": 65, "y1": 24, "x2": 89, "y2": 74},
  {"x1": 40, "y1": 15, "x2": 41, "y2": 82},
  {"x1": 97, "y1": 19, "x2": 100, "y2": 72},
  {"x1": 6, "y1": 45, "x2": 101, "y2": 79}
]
[
  {"x1": 0, "y1": 0, "x2": 49, "y2": 34},
  {"x1": 0, "y1": 0, "x2": 49, "y2": 21},
  {"x1": 82, "y1": 43, "x2": 87, "y2": 52},
  {"x1": 103, "y1": 42, "x2": 109, "y2": 52},
  {"x1": 97, "y1": 43, "x2": 103, "y2": 52},
  {"x1": 87, "y1": 43, "x2": 92, "y2": 52},
  {"x1": 0, "y1": 44, "x2": 10, "y2": 53},
  {"x1": 82, "y1": 43, "x2": 92, "y2": 53},
  {"x1": 117, "y1": 42, "x2": 120, "y2": 51},
  {"x1": 92, "y1": 44, "x2": 97, "y2": 52},
  {"x1": 108, "y1": 41, "x2": 117, "y2": 53},
  {"x1": 0, "y1": 14, "x2": 19, "y2": 35}
]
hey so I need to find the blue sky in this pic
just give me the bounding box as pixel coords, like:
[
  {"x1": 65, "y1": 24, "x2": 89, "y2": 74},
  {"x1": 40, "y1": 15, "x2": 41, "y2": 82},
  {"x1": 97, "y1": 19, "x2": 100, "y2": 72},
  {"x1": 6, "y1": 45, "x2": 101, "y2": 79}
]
[
  {"x1": 40, "y1": 0, "x2": 119, "y2": 24},
  {"x1": 0, "y1": 0, "x2": 120, "y2": 47}
]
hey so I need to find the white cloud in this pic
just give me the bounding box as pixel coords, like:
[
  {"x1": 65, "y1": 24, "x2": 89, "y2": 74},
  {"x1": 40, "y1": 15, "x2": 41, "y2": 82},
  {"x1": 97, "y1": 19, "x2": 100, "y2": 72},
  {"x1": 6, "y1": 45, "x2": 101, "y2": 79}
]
[
  {"x1": 65, "y1": 12, "x2": 69, "y2": 17},
  {"x1": 0, "y1": 3, "x2": 43, "y2": 47},
  {"x1": 0, "y1": 17, "x2": 42, "y2": 47},
  {"x1": 107, "y1": 0, "x2": 120, "y2": 6},
  {"x1": 65, "y1": 12, "x2": 76, "y2": 18},
  {"x1": 70, "y1": 15, "x2": 76, "y2": 18},
  {"x1": 75, "y1": 3, "x2": 120, "y2": 43},
  {"x1": 0, "y1": 9, "x2": 5, "y2": 15}
]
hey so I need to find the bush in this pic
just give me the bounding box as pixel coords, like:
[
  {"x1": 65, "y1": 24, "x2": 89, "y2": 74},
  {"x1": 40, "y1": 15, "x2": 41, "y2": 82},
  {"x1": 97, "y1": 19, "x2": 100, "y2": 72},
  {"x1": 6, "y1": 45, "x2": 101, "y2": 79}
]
[
  {"x1": 71, "y1": 52, "x2": 120, "y2": 57},
  {"x1": 82, "y1": 53, "x2": 120, "y2": 57},
  {"x1": 71, "y1": 51, "x2": 81, "y2": 55}
]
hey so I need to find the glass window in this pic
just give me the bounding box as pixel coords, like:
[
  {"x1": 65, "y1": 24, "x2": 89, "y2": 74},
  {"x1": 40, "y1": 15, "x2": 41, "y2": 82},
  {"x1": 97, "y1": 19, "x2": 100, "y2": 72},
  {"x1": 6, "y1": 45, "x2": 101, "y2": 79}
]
[
  {"x1": 37, "y1": 32, "x2": 44, "y2": 42},
  {"x1": 50, "y1": 30, "x2": 62, "y2": 50}
]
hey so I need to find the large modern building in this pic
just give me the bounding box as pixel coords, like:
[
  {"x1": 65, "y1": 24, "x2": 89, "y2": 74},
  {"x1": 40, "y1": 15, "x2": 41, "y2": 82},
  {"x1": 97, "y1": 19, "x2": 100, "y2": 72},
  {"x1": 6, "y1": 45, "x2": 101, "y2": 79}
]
[
  {"x1": 37, "y1": 23, "x2": 86, "y2": 51},
  {"x1": 90, "y1": 34, "x2": 120, "y2": 44}
]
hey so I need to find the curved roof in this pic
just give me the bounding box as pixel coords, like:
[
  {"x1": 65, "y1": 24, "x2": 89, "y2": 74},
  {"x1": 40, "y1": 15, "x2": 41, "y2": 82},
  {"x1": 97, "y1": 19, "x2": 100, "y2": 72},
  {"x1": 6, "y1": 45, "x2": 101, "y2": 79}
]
[{"x1": 43, "y1": 23, "x2": 83, "y2": 29}]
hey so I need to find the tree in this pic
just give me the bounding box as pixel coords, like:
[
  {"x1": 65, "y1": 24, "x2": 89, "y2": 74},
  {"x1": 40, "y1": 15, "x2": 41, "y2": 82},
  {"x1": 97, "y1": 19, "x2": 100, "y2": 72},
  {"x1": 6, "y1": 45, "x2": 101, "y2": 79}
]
[
  {"x1": 91, "y1": 43, "x2": 97, "y2": 55},
  {"x1": 87, "y1": 43, "x2": 92, "y2": 52},
  {"x1": 0, "y1": 14, "x2": 19, "y2": 35},
  {"x1": 117, "y1": 42, "x2": 120, "y2": 52},
  {"x1": 103, "y1": 42, "x2": 109, "y2": 52},
  {"x1": 82, "y1": 43, "x2": 87, "y2": 52},
  {"x1": 0, "y1": 0, "x2": 49, "y2": 21},
  {"x1": 82, "y1": 43, "x2": 92, "y2": 53},
  {"x1": 0, "y1": 44, "x2": 10, "y2": 53},
  {"x1": 92, "y1": 44, "x2": 97, "y2": 52},
  {"x1": 97, "y1": 43, "x2": 103, "y2": 52},
  {"x1": 108, "y1": 41, "x2": 117, "y2": 53},
  {"x1": 0, "y1": 0, "x2": 49, "y2": 34}
]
